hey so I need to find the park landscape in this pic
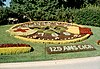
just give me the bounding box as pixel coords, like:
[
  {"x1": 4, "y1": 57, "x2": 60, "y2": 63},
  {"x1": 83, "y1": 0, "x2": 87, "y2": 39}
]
[{"x1": 0, "y1": 0, "x2": 100, "y2": 63}]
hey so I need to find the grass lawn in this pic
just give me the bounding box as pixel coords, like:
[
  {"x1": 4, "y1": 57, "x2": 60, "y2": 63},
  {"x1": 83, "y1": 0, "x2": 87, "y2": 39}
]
[{"x1": 0, "y1": 24, "x2": 100, "y2": 63}]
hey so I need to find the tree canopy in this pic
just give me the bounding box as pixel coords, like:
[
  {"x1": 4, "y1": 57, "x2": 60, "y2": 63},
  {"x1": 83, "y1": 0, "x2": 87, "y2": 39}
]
[
  {"x1": 0, "y1": 0, "x2": 6, "y2": 7},
  {"x1": 0, "y1": 0, "x2": 100, "y2": 25},
  {"x1": 9, "y1": 0, "x2": 96, "y2": 21}
]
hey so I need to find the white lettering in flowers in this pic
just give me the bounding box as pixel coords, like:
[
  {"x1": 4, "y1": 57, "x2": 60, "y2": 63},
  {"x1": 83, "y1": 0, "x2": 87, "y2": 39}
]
[
  {"x1": 47, "y1": 44, "x2": 95, "y2": 54},
  {"x1": 49, "y1": 47, "x2": 62, "y2": 52}
]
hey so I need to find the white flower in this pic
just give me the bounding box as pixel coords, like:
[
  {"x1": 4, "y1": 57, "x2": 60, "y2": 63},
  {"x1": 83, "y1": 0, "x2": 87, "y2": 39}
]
[
  {"x1": 63, "y1": 32, "x2": 71, "y2": 36},
  {"x1": 74, "y1": 35, "x2": 78, "y2": 37},
  {"x1": 55, "y1": 37, "x2": 59, "y2": 40},
  {"x1": 51, "y1": 33, "x2": 58, "y2": 37}
]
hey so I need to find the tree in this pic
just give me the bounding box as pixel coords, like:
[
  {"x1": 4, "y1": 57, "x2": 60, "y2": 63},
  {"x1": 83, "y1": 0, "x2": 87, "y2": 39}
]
[
  {"x1": 59, "y1": 0, "x2": 97, "y2": 8},
  {"x1": 10, "y1": 0, "x2": 60, "y2": 21},
  {"x1": 9, "y1": 0, "x2": 98, "y2": 23},
  {"x1": 0, "y1": 7, "x2": 10, "y2": 25},
  {"x1": 95, "y1": 0, "x2": 100, "y2": 6},
  {"x1": 0, "y1": 0, "x2": 6, "y2": 7}
]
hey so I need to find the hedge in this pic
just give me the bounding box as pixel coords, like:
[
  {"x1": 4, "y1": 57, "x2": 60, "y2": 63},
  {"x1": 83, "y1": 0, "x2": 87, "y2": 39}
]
[
  {"x1": 1, "y1": 5, "x2": 100, "y2": 27},
  {"x1": 73, "y1": 5, "x2": 100, "y2": 27}
]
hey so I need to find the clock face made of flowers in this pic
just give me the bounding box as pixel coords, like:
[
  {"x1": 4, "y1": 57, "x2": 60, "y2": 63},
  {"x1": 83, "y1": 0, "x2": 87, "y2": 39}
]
[{"x1": 7, "y1": 21, "x2": 93, "y2": 44}]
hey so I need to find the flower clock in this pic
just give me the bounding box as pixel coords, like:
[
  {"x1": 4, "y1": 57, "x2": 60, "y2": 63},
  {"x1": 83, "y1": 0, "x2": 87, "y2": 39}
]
[{"x1": 7, "y1": 21, "x2": 93, "y2": 44}]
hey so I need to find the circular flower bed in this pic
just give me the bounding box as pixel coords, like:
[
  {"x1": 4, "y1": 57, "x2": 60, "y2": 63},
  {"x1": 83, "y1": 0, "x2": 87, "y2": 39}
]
[{"x1": 7, "y1": 21, "x2": 93, "y2": 44}]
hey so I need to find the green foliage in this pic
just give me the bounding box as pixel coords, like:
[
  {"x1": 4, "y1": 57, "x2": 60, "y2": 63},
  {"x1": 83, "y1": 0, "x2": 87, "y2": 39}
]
[
  {"x1": 0, "y1": 7, "x2": 9, "y2": 25},
  {"x1": 0, "y1": 0, "x2": 100, "y2": 26},
  {"x1": 73, "y1": 5, "x2": 100, "y2": 27},
  {"x1": 95, "y1": 0, "x2": 100, "y2": 6},
  {"x1": 0, "y1": 0, "x2": 6, "y2": 7}
]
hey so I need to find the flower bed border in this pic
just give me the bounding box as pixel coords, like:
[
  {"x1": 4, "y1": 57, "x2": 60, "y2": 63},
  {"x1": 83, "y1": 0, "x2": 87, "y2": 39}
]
[
  {"x1": 0, "y1": 47, "x2": 32, "y2": 55},
  {"x1": 0, "y1": 44, "x2": 31, "y2": 48},
  {"x1": 0, "y1": 44, "x2": 34, "y2": 55}
]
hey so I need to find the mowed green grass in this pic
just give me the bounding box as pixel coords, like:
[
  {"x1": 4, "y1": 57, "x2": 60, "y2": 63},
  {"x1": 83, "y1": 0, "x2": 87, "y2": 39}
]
[{"x1": 0, "y1": 24, "x2": 100, "y2": 63}]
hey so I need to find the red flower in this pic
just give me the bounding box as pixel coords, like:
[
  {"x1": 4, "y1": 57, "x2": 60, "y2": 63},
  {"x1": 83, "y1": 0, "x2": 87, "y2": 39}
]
[
  {"x1": 14, "y1": 28, "x2": 29, "y2": 32},
  {"x1": 79, "y1": 27, "x2": 93, "y2": 35}
]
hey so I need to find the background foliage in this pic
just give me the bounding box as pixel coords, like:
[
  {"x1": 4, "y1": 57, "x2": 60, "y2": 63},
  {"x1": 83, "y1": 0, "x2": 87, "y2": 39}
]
[
  {"x1": 0, "y1": 0, "x2": 6, "y2": 6},
  {"x1": 73, "y1": 5, "x2": 100, "y2": 26},
  {"x1": 0, "y1": 0, "x2": 100, "y2": 26}
]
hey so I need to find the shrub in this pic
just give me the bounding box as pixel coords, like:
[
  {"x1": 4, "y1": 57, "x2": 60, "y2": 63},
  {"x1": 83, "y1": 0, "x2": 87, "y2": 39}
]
[
  {"x1": 0, "y1": 7, "x2": 8, "y2": 25},
  {"x1": 95, "y1": 0, "x2": 100, "y2": 6},
  {"x1": 73, "y1": 5, "x2": 100, "y2": 27}
]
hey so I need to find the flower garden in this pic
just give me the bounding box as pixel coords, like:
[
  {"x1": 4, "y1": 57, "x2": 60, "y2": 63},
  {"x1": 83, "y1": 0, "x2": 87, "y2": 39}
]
[
  {"x1": 7, "y1": 21, "x2": 93, "y2": 44},
  {"x1": 0, "y1": 21, "x2": 100, "y2": 63},
  {"x1": 1, "y1": 0, "x2": 100, "y2": 63}
]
